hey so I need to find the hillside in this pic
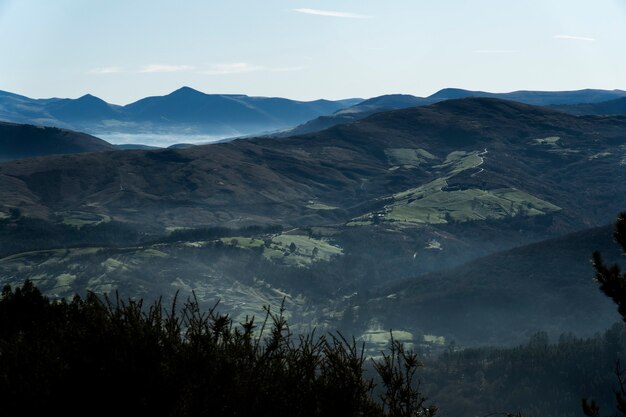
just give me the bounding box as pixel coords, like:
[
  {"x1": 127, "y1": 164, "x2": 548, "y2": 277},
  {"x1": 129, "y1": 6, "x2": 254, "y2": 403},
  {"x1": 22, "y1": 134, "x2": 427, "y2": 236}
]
[
  {"x1": 552, "y1": 97, "x2": 626, "y2": 116},
  {"x1": 365, "y1": 224, "x2": 623, "y2": 345},
  {"x1": 1, "y1": 98, "x2": 626, "y2": 229},
  {"x1": 0, "y1": 121, "x2": 114, "y2": 162}
]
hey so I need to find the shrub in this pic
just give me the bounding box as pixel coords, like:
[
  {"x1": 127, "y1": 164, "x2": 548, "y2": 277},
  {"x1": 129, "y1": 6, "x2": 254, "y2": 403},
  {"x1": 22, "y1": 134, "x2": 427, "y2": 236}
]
[{"x1": 0, "y1": 281, "x2": 434, "y2": 417}]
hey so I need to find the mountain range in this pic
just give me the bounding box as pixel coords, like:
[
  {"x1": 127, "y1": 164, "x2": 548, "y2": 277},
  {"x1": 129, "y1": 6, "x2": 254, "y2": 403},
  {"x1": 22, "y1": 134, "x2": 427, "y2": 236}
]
[
  {"x1": 552, "y1": 97, "x2": 626, "y2": 116},
  {"x1": 0, "y1": 87, "x2": 362, "y2": 138},
  {"x1": 3, "y1": 87, "x2": 626, "y2": 147},
  {"x1": 286, "y1": 88, "x2": 626, "y2": 136}
]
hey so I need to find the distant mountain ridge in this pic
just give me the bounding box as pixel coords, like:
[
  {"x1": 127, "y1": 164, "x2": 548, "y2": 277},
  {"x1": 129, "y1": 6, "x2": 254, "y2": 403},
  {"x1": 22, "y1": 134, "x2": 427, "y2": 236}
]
[
  {"x1": 427, "y1": 87, "x2": 626, "y2": 105},
  {"x1": 286, "y1": 88, "x2": 626, "y2": 136},
  {"x1": 4, "y1": 87, "x2": 626, "y2": 143},
  {"x1": 552, "y1": 97, "x2": 626, "y2": 116},
  {"x1": 0, "y1": 87, "x2": 363, "y2": 138}
]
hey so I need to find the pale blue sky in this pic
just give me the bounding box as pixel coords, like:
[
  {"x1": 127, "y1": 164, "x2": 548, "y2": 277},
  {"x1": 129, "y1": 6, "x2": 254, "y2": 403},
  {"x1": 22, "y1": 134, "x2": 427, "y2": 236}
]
[{"x1": 0, "y1": 0, "x2": 624, "y2": 104}]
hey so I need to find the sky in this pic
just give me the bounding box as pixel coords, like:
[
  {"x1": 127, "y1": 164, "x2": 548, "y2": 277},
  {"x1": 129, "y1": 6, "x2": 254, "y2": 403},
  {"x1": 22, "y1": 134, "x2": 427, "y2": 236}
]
[{"x1": 0, "y1": 0, "x2": 624, "y2": 105}]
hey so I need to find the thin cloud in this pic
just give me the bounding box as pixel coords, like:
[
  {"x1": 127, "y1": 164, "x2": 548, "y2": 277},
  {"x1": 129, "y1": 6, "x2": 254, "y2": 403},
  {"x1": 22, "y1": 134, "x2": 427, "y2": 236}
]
[
  {"x1": 139, "y1": 64, "x2": 195, "y2": 73},
  {"x1": 90, "y1": 63, "x2": 305, "y2": 77},
  {"x1": 474, "y1": 49, "x2": 516, "y2": 54},
  {"x1": 293, "y1": 8, "x2": 371, "y2": 19},
  {"x1": 89, "y1": 66, "x2": 124, "y2": 74},
  {"x1": 554, "y1": 34, "x2": 596, "y2": 42},
  {"x1": 202, "y1": 63, "x2": 265, "y2": 75},
  {"x1": 201, "y1": 63, "x2": 305, "y2": 75}
]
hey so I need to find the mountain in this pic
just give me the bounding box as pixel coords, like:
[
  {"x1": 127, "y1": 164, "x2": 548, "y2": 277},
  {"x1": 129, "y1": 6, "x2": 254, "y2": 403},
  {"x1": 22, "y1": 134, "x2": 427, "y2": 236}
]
[
  {"x1": 335, "y1": 94, "x2": 431, "y2": 115},
  {"x1": 45, "y1": 94, "x2": 123, "y2": 122},
  {"x1": 124, "y1": 87, "x2": 272, "y2": 126},
  {"x1": 552, "y1": 97, "x2": 626, "y2": 116},
  {"x1": 0, "y1": 91, "x2": 61, "y2": 125},
  {"x1": 0, "y1": 121, "x2": 114, "y2": 162},
  {"x1": 0, "y1": 87, "x2": 363, "y2": 139},
  {"x1": 287, "y1": 94, "x2": 432, "y2": 136},
  {"x1": 286, "y1": 88, "x2": 626, "y2": 136}
]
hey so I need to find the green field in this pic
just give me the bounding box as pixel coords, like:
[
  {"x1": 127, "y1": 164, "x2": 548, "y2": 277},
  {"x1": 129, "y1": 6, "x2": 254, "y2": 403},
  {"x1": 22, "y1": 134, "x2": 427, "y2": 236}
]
[
  {"x1": 220, "y1": 237, "x2": 265, "y2": 249},
  {"x1": 222, "y1": 233, "x2": 344, "y2": 268},
  {"x1": 305, "y1": 201, "x2": 338, "y2": 210},
  {"x1": 386, "y1": 187, "x2": 561, "y2": 224},
  {"x1": 433, "y1": 150, "x2": 484, "y2": 175},
  {"x1": 354, "y1": 149, "x2": 560, "y2": 225},
  {"x1": 59, "y1": 211, "x2": 111, "y2": 228},
  {"x1": 359, "y1": 326, "x2": 416, "y2": 357},
  {"x1": 385, "y1": 148, "x2": 436, "y2": 168}
]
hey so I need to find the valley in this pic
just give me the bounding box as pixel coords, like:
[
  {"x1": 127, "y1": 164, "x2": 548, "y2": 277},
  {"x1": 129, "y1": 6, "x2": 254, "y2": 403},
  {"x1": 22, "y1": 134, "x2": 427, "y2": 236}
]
[{"x1": 2, "y1": 96, "x2": 626, "y2": 350}]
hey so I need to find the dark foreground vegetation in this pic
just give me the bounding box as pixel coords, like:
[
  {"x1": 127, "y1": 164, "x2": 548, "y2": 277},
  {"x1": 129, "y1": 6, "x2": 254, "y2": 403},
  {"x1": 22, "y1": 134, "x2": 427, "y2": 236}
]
[{"x1": 0, "y1": 281, "x2": 435, "y2": 417}]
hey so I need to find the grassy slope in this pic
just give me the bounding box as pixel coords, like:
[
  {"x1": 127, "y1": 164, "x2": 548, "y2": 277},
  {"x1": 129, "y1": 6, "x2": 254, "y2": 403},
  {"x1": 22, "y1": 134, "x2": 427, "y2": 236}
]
[{"x1": 363, "y1": 224, "x2": 623, "y2": 345}]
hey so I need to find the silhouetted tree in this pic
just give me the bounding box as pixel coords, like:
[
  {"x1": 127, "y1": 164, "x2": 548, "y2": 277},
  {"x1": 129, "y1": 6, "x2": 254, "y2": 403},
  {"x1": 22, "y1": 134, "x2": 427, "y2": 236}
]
[{"x1": 585, "y1": 212, "x2": 626, "y2": 417}]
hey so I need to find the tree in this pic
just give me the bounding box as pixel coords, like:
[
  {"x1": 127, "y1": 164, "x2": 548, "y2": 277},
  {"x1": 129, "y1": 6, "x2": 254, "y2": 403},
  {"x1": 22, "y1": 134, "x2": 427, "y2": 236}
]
[
  {"x1": 585, "y1": 212, "x2": 626, "y2": 417},
  {"x1": 289, "y1": 242, "x2": 297, "y2": 254}
]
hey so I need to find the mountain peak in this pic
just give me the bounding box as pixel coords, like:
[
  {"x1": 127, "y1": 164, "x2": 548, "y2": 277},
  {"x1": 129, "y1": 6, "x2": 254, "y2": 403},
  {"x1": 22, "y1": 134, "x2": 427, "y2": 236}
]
[
  {"x1": 77, "y1": 93, "x2": 105, "y2": 103},
  {"x1": 428, "y1": 88, "x2": 481, "y2": 100},
  {"x1": 169, "y1": 86, "x2": 205, "y2": 97}
]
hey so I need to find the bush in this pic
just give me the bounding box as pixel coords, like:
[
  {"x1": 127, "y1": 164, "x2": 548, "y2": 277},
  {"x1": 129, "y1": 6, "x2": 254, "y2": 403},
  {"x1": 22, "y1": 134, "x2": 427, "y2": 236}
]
[{"x1": 0, "y1": 281, "x2": 434, "y2": 417}]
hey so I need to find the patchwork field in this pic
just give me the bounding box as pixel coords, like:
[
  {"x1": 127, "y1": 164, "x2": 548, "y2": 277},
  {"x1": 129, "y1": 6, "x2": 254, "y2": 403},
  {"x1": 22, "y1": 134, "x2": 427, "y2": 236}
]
[
  {"x1": 59, "y1": 211, "x2": 111, "y2": 228},
  {"x1": 385, "y1": 147, "x2": 436, "y2": 168},
  {"x1": 353, "y1": 149, "x2": 560, "y2": 225},
  {"x1": 222, "y1": 233, "x2": 344, "y2": 267}
]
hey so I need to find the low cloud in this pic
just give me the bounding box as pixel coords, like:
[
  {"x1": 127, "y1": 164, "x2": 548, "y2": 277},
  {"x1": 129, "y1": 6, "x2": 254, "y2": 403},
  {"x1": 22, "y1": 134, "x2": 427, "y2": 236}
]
[
  {"x1": 554, "y1": 34, "x2": 596, "y2": 42},
  {"x1": 139, "y1": 64, "x2": 196, "y2": 73},
  {"x1": 293, "y1": 8, "x2": 371, "y2": 19}
]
